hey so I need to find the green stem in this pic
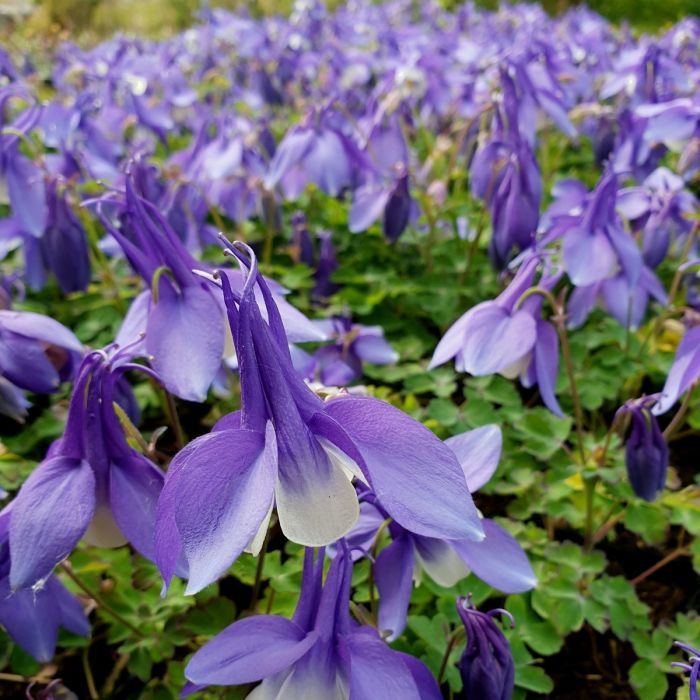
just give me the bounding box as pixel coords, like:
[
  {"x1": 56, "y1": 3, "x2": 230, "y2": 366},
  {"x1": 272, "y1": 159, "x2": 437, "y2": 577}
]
[
  {"x1": 163, "y1": 389, "x2": 185, "y2": 451},
  {"x1": 82, "y1": 647, "x2": 99, "y2": 700},
  {"x1": 250, "y1": 527, "x2": 272, "y2": 612},
  {"x1": 662, "y1": 385, "x2": 695, "y2": 440},
  {"x1": 583, "y1": 477, "x2": 598, "y2": 552},
  {"x1": 59, "y1": 562, "x2": 144, "y2": 638},
  {"x1": 516, "y1": 286, "x2": 586, "y2": 463},
  {"x1": 437, "y1": 628, "x2": 465, "y2": 685}
]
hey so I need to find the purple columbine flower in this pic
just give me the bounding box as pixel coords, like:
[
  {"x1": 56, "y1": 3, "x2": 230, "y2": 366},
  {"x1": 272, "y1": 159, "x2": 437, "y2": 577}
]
[
  {"x1": 265, "y1": 108, "x2": 362, "y2": 199},
  {"x1": 542, "y1": 172, "x2": 642, "y2": 289},
  {"x1": 183, "y1": 547, "x2": 443, "y2": 699},
  {"x1": 348, "y1": 116, "x2": 417, "y2": 242},
  {"x1": 341, "y1": 425, "x2": 536, "y2": 640},
  {"x1": 304, "y1": 317, "x2": 398, "y2": 386},
  {"x1": 616, "y1": 396, "x2": 668, "y2": 502},
  {"x1": 9, "y1": 346, "x2": 164, "y2": 590},
  {"x1": 429, "y1": 256, "x2": 539, "y2": 376},
  {"x1": 617, "y1": 167, "x2": 697, "y2": 269},
  {"x1": 155, "y1": 241, "x2": 483, "y2": 594},
  {"x1": 457, "y1": 596, "x2": 515, "y2": 700},
  {"x1": 653, "y1": 324, "x2": 700, "y2": 415},
  {"x1": 672, "y1": 641, "x2": 699, "y2": 700},
  {"x1": 0, "y1": 308, "x2": 82, "y2": 396},
  {"x1": 99, "y1": 166, "x2": 323, "y2": 402},
  {"x1": 0, "y1": 504, "x2": 89, "y2": 662}
]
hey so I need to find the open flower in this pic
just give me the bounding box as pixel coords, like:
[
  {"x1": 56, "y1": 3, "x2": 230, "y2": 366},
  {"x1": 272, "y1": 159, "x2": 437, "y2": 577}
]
[
  {"x1": 339, "y1": 425, "x2": 536, "y2": 640},
  {"x1": 183, "y1": 547, "x2": 443, "y2": 699},
  {"x1": 155, "y1": 241, "x2": 483, "y2": 594}
]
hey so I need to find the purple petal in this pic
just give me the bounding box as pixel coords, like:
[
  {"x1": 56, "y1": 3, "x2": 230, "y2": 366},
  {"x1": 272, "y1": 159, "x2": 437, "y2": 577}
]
[
  {"x1": 6, "y1": 153, "x2": 47, "y2": 238},
  {"x1": 0, "y1": 310, "x2": 82, "y2": 353},
  {"x1": 10, "y1": 456, "x2": 96, "y2": 589},
  {"x1": 0, "y1": 332, "x2": 61, "y2": 393},
  {"x1": 428, "y1": 308, "x2": 471, "y2": 369},
  {"x1": 455, "y1": 304, "x2": 537, "y2": 376},
  {"x1": 185, "y1": 616, "x2": 318, "y2": 686},
  {"x1": 563, "y1": 227, "x2": 617, "y2": 286},
  {"x1": 353, "y1": 333, "x2": 398, "y2": 365},
  {"x1": 109, "y1": 452, "x2": 164, "y2": 562},
  {"x1": 324, "y1": 396, "x2": 484, "y2": 541},
  {"x1": 396, "y1": 652, "x2": 443, "y2": 700},
  {"x1": 174, "y1": 428, "x2": 275, "y2": 594},
  {"x1": 451, "y1": 519, "x2": 537, "y2": 593},
  {"x1": 653, "y1": 325, "x2": 700, "y2": 415},
  {"x1": 146, "y1": 285, "x2": 224, "y2": 402},
  {"x1": 0, "y1": 578, "x2": 61, "y2": 662},
  {"x1": 375, "y1": 535, "x2": 415, "y2": 641},
  {"x1": 115, "y1": 290, "x2": 151, "y2": 352},
  {"x1": 532, "y1": 320, "x2": 563, "y2": 417},
  {"x1": 414, "y1": 535, "x2": 470, "y2": 587},
  {"x1": 349, "y1": 184, "x2": 391, "y2": 233},
  {"x1": 445, "y1": 424, "x2": 502, "y2": 492},
  {"x1": 344, "y1": 627, "x2": 422, "y2": 700}
]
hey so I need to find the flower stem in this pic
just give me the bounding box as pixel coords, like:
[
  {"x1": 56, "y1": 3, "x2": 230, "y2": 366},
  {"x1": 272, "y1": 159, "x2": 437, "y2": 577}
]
[
  {"x1": 662, "y1": 385, "x2": 695, "y2": 440},
  {"x1": 437, "y1": 627, "x2": 465, "y2": 685},
  {"x1": 82, "y1": 647, "x2": 99, "y2": 700},
  {"x1": 517, "y1": 286, "x2": 586, "y2": 463},
  {"x1": 583, "y1": 477, "x2": 598, "y2": 552},
  {"x1": 250, "y1": 528, "x2": 272, "y2": 612},
  {"x1": 162, "y1": 389, "x2": 185, "y2": 451},
  {"x1": 630, "y1": 547, "x2": 690, "y2": 586},
  {"x1": 667, "y1": 221, "x2": 699, "y2": 308},
  {"x1": 59, "y1": 562, "x2": 144, "y2": 638}
]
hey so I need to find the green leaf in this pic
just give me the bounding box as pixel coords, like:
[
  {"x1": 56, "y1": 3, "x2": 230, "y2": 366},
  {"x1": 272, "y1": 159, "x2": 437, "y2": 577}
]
[
  {"x1": 515, "y1": 665, "x2": 555, "y2": 694},
  {"x1": 629, "y1": 659, "x2": 669, "y2": 699}
]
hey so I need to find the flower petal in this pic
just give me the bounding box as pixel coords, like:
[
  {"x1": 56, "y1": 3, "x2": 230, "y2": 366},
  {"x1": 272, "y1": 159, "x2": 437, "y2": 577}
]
[
  {"x1": 445, "y1": 424, "x2": 502, "y2": 492},
  {"x1": 450, "y1": 519, "x2": 537, "y2": 593},
  {"x1": 185, "y1": 615, "x2": 318, "y2": 686},
  {"x1": 375, "y1": 535, "x2": 415, "y2": 641},
  {"x1": 344, "y1": 627, "x2": 422, "y2": 700},
  {"x1": 10, "y1": 456, "x2": 95, "y2": 590},
  {"x1": 109, "y1": 452, "x2": 164, "y2": 562},
  {"x1": 146, "y1": 284, "x2": 224, "y2": 402},
  {"x1": 172, "y1": 427, "x2": 276, "y2": 594},
  {"x1": 324, "y1": 396, "x2": 483, "y2": 541}
]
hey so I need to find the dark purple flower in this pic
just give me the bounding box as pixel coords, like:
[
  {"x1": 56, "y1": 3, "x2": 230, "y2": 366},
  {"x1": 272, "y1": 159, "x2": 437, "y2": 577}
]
[
  {"x1": 155, "y1": 241, "x2": 483, "y2": 594},
  {"x1": 616, "y1": 396, "x2": 668, "y2": 502},
  {"x1": 183, "y1": 547, "x2": 443, "y2": 699},
  {"x1": 457, "y1": 596, "x2": 515, "y2": 700}
]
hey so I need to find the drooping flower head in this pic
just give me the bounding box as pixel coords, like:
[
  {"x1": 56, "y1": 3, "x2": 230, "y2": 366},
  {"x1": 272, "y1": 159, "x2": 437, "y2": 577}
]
[
  {"x1": 184, "y1": 546, "x2": 443, "y2": 699},
  {"x1": 9, "y1": 344, "x2": 164, "y2": 590},
  {"x1": 155, "y1": 239, "x2": 484, "y2": 594},
  {"x1": 457, "y1": 596, "x2": 515, "y2": 700}
]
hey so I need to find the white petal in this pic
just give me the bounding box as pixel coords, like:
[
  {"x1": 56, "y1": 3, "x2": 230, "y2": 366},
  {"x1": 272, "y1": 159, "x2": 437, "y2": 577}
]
[
  {"x1": 275, "y1": 456, "x2": 359, "y2": 547},
  {"x1": 83, "y1": 503, "x2": 128, "y2": 548}
]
